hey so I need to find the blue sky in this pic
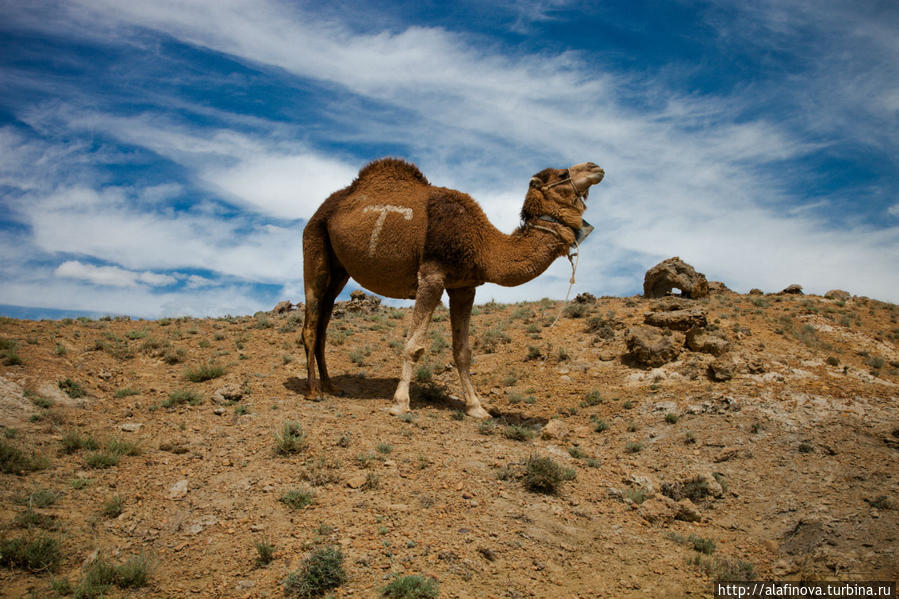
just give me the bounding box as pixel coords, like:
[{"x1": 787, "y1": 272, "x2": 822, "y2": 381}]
[{"x1": 1, "y1": 0, "x2": 897, "y2": 318}]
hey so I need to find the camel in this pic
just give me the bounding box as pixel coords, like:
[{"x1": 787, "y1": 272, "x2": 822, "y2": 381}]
[{"x1": 301, "y1": 158, "x2": 604, "y2": 418}]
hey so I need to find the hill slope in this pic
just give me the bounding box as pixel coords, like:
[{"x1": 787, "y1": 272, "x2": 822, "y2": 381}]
[{"x1": 1, "y1": 292, "x2": 897, "y2": 597}]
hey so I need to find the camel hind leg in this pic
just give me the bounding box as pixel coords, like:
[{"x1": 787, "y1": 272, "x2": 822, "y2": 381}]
[
  {"x1": 448, "y1": 287, "x2": 490, "y2": 419},
  {"x1": 301, "y1": 222, "x2": 346, "y2": 398},
  {"x1": 314, "y1": 270, "x2": 348, "y2": 393}
]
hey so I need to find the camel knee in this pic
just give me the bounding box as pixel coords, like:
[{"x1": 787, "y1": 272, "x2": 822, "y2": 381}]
[{"x1": 404, "y1": 342, "x2": 426, "y2": 363}]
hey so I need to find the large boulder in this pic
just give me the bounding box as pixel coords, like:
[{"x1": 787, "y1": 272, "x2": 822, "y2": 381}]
[
  {"x1": 779, "y1": 284, "x2": 803, "y2": 295},
  {"x1": 625, "y1": 325, "x2": 681, "y2": 368},
  {"x1": 825, "y1": 289, "x2": 851, "y2": 301},
  {"x1": 643, "y1": 257, "x2": 709, "y2": 299}
]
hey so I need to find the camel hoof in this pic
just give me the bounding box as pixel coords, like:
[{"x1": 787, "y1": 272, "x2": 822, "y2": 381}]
[
  {"x1": 388, "y1": 404, "x2": 411, "y2": 417},
  {"x1": 466, "y1": 406, "x2": 491, "y2": 420}
]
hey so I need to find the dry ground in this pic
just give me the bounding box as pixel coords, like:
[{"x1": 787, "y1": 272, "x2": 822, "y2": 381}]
[{"x1": 1, "y1": 291, "x2": 897, "y2": 598}]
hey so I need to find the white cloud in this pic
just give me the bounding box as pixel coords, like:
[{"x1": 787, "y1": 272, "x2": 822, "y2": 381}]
[
  {"x1": 54, "y1": 260, "x2": 176, "y2": 288},
  {"x1": 889, "y1": 204, "x2": 899, "y2": 218}
]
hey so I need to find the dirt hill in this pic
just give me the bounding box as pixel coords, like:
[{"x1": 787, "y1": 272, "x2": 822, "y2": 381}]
[{"x1": 1, "y1": 292, "x2": 897, "y2": 597}]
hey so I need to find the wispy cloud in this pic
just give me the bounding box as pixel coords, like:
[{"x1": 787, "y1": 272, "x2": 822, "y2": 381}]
[{"x1": 55, "y1": 260, "x2": 176, "y2": 288}]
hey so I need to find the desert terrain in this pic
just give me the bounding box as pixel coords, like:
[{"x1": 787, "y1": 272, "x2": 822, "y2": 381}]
[{"x1": 1, "y1": 289, "x2": 897, "y2": 597}]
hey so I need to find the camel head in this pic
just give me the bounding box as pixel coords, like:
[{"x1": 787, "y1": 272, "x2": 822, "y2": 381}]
[{"x1": 521, "y1": 162, "x2": 605, "y2": 241}]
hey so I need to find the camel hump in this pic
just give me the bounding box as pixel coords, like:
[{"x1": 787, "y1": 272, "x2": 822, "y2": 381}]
[{"x1": 354, "y1": 158, "x2": 429, "y2": 188}]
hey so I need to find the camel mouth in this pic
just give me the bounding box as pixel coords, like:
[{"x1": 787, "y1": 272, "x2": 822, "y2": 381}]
[{"x1": 569, "y1": 162, "x2": 605, "y2": 195}]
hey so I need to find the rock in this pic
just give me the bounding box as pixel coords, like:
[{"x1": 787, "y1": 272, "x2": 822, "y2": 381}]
[
  {"x1": 346, "y1": 474, "x2": 367, "y2": 489},
  {"x1": 643, "y1": 257, "x2": 709, "y2": 299},
  {"x1": 685, "y1": 328, "x2": 730, "y2": 356},
  {"x1": 707, "y1": 281, "x2": 733, "y2": 295},
  {"x1": 825, "y1": 289, "x2": 851, "y2": 301},
  {"x1": 213, "y1": 407, "x2": 226, "y2": 415},
  {"x1": 167, "y1": 479, "x2": 188, "y2": 500},
  {"x1": 625, "y1": 325, "x2": 681, "y2": 368},
  {"x1": 598, "y1": 350, "x2": 618, "y2": 361},
  {"x1": 212, "y1": 384, "x2": 243, "y2": 404},
  {"x1": 573, "y1": 292, "x2": 595, "y2": 304},
  {"x1": 120, "y1": 422, "x2": 142, "y2": 433},
  {"x1": 541, "y1": 419, "x2": 569, "y2": 440},
  {"x1": 625, "y1": 474, "x2": 657, "y2": 496},
  {"x1": 644, "y1": 309, "x2": 707, "y2": 331},
  {"x1": 638, "y1": 495, "x2": 679, "y2": 526},
  {"x1": 748, "y1": 288, "x2": 764, "y2": 295},
  {"x1": 97, "y1": 369, "x2": 114, "y2": 380},
  {"x1": 708, "y1": 354, "x2": 739, "y2": 381},
  {"x1": 272, "y1": 300, "x2": 294, "y2": 314},
  {"x1": 334, "y1": 290, "x2": 382, "y2": 317},
  {"x1": 236, "y1": 580, "x2": 256, "y2": 590},
  {"x1": 675, "y1": 498, "x2": 702, "y2": 522},
  {"x1": 779, "y1": 284, "x2": 803, "y2": 295}
]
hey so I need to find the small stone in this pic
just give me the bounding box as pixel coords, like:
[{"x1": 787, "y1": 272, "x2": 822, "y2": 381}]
[
  {"x1": 120, "y1": 422, "x2": 142, "y2": 433},
  {"x1": 638, "y1": 495, "x2": 678, "y2": 526},
  {"x1": 541, "y1": 419, "x2": 569, "y2": 440},
  {"x1": 346, "y1": 474, "x2": 367, "y2": 489},
  {"x1": 236, "y1": 580, "x2": 255, "y2": 590},
  {"x1": 212, "y1": 384, "x2": 243, "y2": 405},
  {"x1": 167, "y1": 479, "x2": 188, "y2": 500},
  {"x1": 250, "y1": 524, "x2": 265, "y2": 532},
  {"x1": 213, "y1": 407, "x2": 226, "y2": 415},
  {"x1": 675, "y1": 498, "x2": 702, "y2": 522}
]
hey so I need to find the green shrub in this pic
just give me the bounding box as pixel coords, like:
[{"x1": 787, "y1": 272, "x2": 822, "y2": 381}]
[
  {"x1": 102, "y1": 495, "x2": 124, "y2": 518},
  {"x1": 164, "y1": 389, "x2": 203, "y2": 408},
  {"x1": 280, "y1": 488, "x2": 314, "y2": 510},
  {"x1": 255, "y1": 538, "x2": 276, "y2": 567},
  {"x1": 1, "y1": 439, "x2": 49, "y2": 474},
  {"x1": 502, "y1": 424, "x2": 535, "y2": 442},
  {"x1": 382, "y1": 573, "x2": 440, "y2": 598},
  {"x1": 184, "y1": 362, "x2": 225, "y2": 382},
  {"x1": 275, "y1": 420, "x2": 307, "y2": 455},
  {"x1": 523, "y1": 455, "x2": 575, "y2": 494},
  {"x1": 58, "y1": 378, "x2": 86, "y2": 398},
  {"x1": 284, "y1": 546, "x2": 346, "y2": 598},
  {"x1": 0, "y1": 534, "x2": 61, "y2": 572},
  {"x1": 61, "y1": 430, "x2": 99, "y2": 454}
]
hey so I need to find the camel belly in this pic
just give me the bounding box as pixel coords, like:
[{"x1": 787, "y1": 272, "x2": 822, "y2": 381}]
[{"x1": 328, "y1": 200, "x2": 425, "y2": 299}]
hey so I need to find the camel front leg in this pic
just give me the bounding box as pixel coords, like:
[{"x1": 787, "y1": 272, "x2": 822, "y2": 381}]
[
  {"x1": 390, "y1": 270, "x2": 445, "y2": 416},
  {"x1": 448, "y1": 287, "x2": 490, "y2": 419}
]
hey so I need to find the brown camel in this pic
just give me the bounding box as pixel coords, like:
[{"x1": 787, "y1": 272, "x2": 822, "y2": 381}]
[{"x1": 301, "y1": 158, "x2": 604, "y2": 418}]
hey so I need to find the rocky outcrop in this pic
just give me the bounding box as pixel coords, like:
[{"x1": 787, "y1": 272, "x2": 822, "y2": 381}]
[
  {"x1": 707, "y1": 281, "x2": 733, "y2": 295},
  {"x1": 685, "y1": 328, "x2": 730, "y2": 356},
  {"x1": 779, "y1": 284, "x2": 803, "y2": 295},
  {"x1": 708, "y1": 354, "x2": 740, "y2": 381},
  {"x1": 272, "y1": 300, "x2": 295, "y2": 314},
  {"x1": 748, "y1": 288, "x2": 764, "y2": 295},
  {"x1": 825, "y1": 289, "x2": 851, "y2": 301},
  {"x1": 334, "y1": 290, "x2": 382, "y2": 318},
  {"x1": 644, "y1": 309, "x2": 707, "y2": 332},
  {"x1": 643, "y1": 257, "x2": 709, "y2": 299},
  {"x1": 625, "y1": 325, "x2": 681, "y2": 368},
  {"x1": 644, "y1": 297, "x2": 708, "y2": 331}
]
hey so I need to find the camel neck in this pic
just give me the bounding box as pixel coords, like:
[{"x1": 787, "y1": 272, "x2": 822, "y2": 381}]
[{"x1": 481, "y1": 224, "x2": 569, "y2": 287}]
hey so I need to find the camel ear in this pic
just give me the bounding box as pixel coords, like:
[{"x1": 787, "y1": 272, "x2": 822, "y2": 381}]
[{"x1": 529, "y1": 177, "x2": 542, "y2": 188}]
